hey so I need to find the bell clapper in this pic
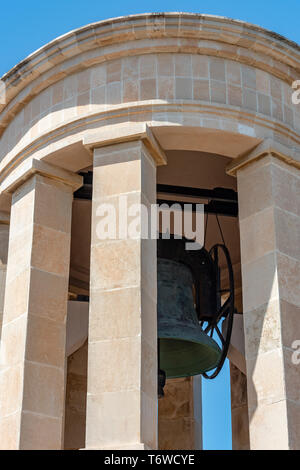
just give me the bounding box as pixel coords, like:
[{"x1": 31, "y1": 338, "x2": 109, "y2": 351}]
[{"x1": 157, "y1": 338, "x2": 166, "y2": 399}]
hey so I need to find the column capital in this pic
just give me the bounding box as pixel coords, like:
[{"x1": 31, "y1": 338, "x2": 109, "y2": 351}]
[
  {"x1": 1, "y1": 158, "x2": 83, "y2": 194},
  {"x1": 226, "y1": 139, "x2": 300, "y2": 176},
  {"x1": 83, "y1": 123, "x2": 167, "y2": 166}
]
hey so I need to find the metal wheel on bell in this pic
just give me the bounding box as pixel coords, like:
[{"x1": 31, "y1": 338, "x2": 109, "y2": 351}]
[{"x1": 202, "y1": 244, "x2": 235, "y2": 379}]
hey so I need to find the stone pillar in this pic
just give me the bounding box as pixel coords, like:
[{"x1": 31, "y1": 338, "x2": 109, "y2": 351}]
[
  {"x1": 228, "y1": 281, "x2": 250, "y2": 450},
  {"x1": 235, "y1": 153, "x2": 300, "y2": 449},
  {"x1": 64, "y1": 341, "x2": 88, "y2": 450},
  {"x1": 0, "y1": 159, "x2": 82, "y2": 449},
  {"x1": 64, "y1": 300, "x2": 89, "y2": 449},
  {"x1": 84, "y1": 124, "x2": 166, "y2": 450},
  {"x1": 158, "y1": 376, "x2": 202, "y2": 450},
  {"x1": 0, "y1": 194, "x2": 10, "y2": 341},
  {"x1": 230, "y1": 363, "x2": 250, "y2": 450}
]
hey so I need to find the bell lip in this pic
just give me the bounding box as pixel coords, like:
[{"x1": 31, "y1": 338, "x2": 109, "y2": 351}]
[
  {"x1": 166, "y1": 360, "x2": 219, "y2": 379},
  {"x1": 158, "y1": 327, "x2": 222, "y2": 378},
  {"x1": 166, "y1": 366, "x2": 218, "y2": 379},
  {"x1": 162, "y1": 349, "x2": 221, "y2": 379},
  {"x1": 158, "y1": 325, "x2": 222, "y2": 354}
]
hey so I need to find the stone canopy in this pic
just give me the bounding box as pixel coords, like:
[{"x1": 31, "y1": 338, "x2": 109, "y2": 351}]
[{"x1": 0, "y1": 13, "x2": 299, "y2": 450}]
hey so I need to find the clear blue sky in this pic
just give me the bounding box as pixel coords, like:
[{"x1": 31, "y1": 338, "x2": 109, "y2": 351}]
[
  {"x1": 202, "y1": 358, "x2": 232, "y2": 450},
  {"x1": 1, "y1": 0, "x2": 299, "y2": 450}
]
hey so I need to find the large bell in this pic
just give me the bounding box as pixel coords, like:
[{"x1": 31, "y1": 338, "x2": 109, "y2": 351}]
[{"x1": 158, "y1": 258, "x2": 221, "y2": 379}]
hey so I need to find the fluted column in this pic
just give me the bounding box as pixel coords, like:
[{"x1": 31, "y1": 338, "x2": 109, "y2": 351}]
[{"x1": 0, "y1": 159, "x2": 82, "y2": 449}]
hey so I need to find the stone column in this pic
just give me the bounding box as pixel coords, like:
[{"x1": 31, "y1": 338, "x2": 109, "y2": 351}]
[
  {"x1": 64, "y1": 300, "x2": 89, "y2": 449},
  {"x1": 0, "y1": 194, "x2": 10, "y2": 342},
  {"x1": 64, "y1": 341, "x2": 88, "y2": 450},
  {"x1": 233, "y1": 150, "x2": 300, "y2": 449},
  {"x1": 230, "y1": 363, "x2": 250, "y2": 450},
  {"x1": 84, "y1": 124, "x2": 166, "y2": 450},
  {"x1": 158, "y1": 376, "x2": 202, "y2": 450},
  {"x1": 228, "y1": 279, "x2": 250, "y2": 450},
  {"x1": 0, "y1": 159, "x2": 82, "y2": 449}
]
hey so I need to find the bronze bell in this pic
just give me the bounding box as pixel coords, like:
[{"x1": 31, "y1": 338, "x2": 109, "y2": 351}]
[{"x1": 157, "y1": 257, "x2": 222, "y2": 387}]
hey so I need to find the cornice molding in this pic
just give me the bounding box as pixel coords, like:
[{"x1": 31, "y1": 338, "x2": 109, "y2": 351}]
[
  {"x1": 1, "y1": 158, "x2": 83, "y2": 194},
  {"x1": 83, "y1": 122, "x2": 167, "y2": 166},
  {"x1": 1, "y1": 100, "x2": 300, "y2": 189},
  {"x1": 1, "y1": 13, "x2": 300, "y2": 136},
  {"x1": 3, "y1": 13, "x2": 300, "y2": 85},
  {"x1": 226, "y1": 138, "x2": 300, "y2": 175}
]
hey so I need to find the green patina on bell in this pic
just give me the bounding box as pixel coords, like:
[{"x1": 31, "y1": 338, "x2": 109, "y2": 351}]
[{"x1": 158, "y1": 258, "x2": 221, "y2": 379}]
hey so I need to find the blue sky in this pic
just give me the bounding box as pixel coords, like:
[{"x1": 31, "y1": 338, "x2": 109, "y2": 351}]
[
  {"x1": 202, "y1": 359, "x2": 232, "y2": 450},
  {"x1": 1, "y1": 0, "x2": 299, "y2": 450}
]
